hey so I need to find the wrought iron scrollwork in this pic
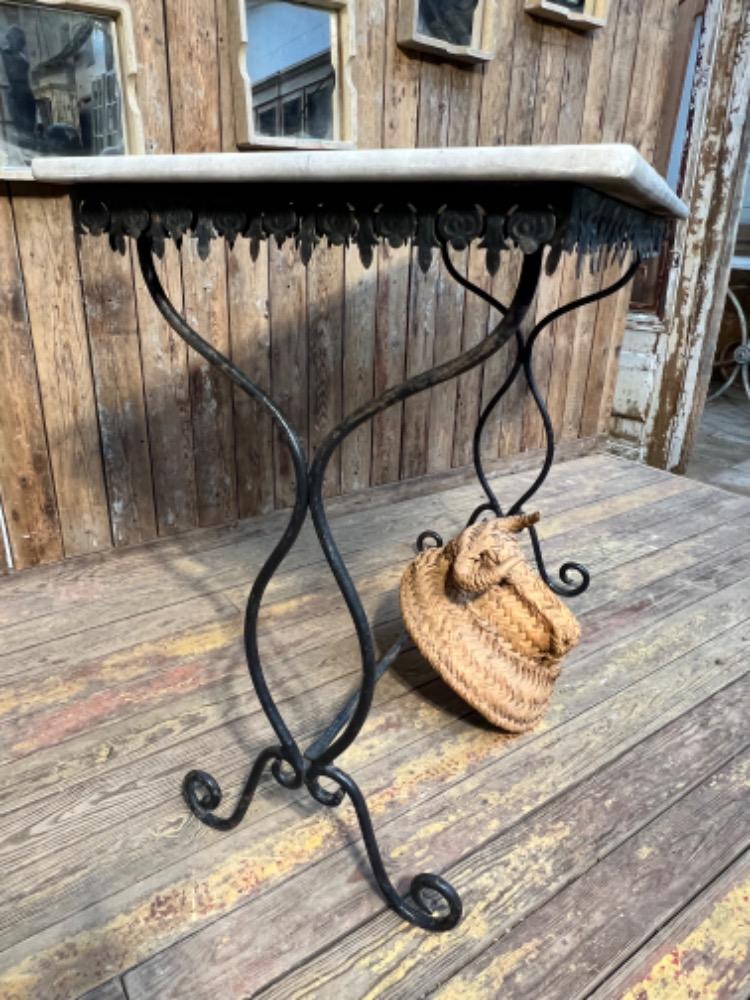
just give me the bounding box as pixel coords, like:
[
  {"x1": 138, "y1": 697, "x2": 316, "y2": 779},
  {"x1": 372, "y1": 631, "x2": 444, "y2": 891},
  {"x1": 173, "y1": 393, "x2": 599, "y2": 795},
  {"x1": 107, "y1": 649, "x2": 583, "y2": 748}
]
[
  {"x1": 137, "y1": 232, "x2": 543, "y2": 932},
  {"x1": 440, "y1": 243, "x2": 640, "y2": 597},
  {"x1": 77, "y1": 182, "x2": 668, "y2": 279},
  {"x1": 130, "y1": 191, "x2": 644, "y2": 933}
]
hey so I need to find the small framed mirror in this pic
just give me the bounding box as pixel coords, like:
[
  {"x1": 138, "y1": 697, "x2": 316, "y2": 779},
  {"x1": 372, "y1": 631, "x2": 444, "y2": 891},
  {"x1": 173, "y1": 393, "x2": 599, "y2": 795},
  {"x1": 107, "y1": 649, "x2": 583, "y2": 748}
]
[
  {"x1": 0, "y1": 0, "x2": 143, "y2": 178},
  {"x1": 525, "y1": 0, "x2": 608, "y2": 30},
  {"x1": 398, "y1": 0, "x2": 496, "y2": 64},
  {"x1": 229, "y1": 0, "x2": 356, "y2": 149}
]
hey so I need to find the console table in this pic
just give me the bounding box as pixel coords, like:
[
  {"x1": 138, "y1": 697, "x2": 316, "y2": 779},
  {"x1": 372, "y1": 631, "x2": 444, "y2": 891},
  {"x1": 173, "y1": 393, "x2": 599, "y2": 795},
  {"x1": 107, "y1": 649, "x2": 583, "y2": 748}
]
[{"x1": 33, "y1": 145, "x2": 687, "y2": 932}]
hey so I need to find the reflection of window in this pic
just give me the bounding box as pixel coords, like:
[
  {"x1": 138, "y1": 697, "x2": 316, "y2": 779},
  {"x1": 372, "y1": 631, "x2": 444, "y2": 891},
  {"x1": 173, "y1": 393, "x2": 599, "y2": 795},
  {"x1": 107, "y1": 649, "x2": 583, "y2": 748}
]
[
  {"x1": 229, "y1": 0, "x2": 354, "y2": 148},
  {"x1": 0, "y1": 0, "x2": 130, "y2": 170},
  {"x1": 247, "y1": 1, "x2": 336, "y2": 142},
  {"x1": 0, "y1": 0, "x2": 142, "y2": 176},
  {"x1": 524, "y1": 0, "x2": 607, "y2": 29},
  {"x1": 417, "y1": 0, "x2": 481, "y2": 48},
  {"x1": 398, "y1": 0, "x2": 495, "y2": 63}
]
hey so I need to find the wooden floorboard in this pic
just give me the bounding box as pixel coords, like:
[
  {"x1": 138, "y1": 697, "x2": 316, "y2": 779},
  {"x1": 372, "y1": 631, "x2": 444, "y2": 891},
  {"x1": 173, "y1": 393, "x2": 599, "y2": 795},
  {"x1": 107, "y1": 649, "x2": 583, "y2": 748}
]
[
  {"x1": 0, "y1": 455, "x2": 747, "y2": 1000},
  {"x1": 592, "y1": 849, "x2": 750, "y2": 1000}
]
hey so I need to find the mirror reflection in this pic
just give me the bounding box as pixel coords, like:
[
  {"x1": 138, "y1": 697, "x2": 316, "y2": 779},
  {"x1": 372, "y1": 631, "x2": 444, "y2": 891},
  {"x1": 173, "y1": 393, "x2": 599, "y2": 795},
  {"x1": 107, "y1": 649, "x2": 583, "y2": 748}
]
[
  {"x1": 246, "y1": 0, "x2": 336, "y2": 141},
  {"x1": 417, "y1": 0, "x2": 481, "y2": 47},
  {"x1": 0, "y1": 1, "x2": 124, "y2": 169}
]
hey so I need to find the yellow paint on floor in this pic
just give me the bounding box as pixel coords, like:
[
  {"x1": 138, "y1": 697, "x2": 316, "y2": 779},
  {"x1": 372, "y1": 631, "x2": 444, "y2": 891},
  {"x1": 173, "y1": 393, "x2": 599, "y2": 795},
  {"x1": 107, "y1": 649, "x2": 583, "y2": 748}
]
[
  {"x1": 0, "y1": 619, "x2": 241, "y2": 719},
  {"x1": 432, "y1": 940, "x2": 542, "y2": 1000},
  {"x1": 618, "y1": 873, "x2": 750, "y2": 1000},
  {"x1": 357, "y1": 824, "x2": 571, "y2": 1000},
  {"x1": 0, "y1": 806, "x2": 336, "y2": 1000}
]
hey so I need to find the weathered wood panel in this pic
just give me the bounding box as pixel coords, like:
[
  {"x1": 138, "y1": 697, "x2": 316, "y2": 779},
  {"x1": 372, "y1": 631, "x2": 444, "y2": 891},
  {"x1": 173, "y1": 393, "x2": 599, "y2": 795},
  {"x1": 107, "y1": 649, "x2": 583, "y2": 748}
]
[
  {"x1": 11, "y1": 187, "x2": 111, "y2": 557},
  {"x1": 166, "y1": 0, "x2": 237, "y2": 527},
  {"x1": 0, "y1": 0, "x2": 689, "y2": 568},
  {"x1": 77, "y1": 241, "x2": 157, "y2": 548},
  {"x1": 0, "y1": 458, "x2": 749, "y2": 998},
  {"x1": 129, "y1": 0, "x2": 196, "y2": 536},
  {"x1": 593, "y1": 851, "x2": 750, "y2": 1000},
  {"x1": 648, "y1": 0, "x2": 750, "y2": 471},
  {"x1": 0, "y1": 187, "x2": 62, "y2": 569}
]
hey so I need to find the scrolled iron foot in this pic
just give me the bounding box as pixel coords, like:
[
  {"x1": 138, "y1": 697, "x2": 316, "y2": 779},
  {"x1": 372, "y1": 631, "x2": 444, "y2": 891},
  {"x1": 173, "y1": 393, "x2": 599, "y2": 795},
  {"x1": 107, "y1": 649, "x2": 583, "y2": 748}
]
[
  {"x1": 316, "y1": 763, "x2": 462, "y2": 932},
  {"x1": 526, "y1": 523, "x2": 590, "y2": 598},
  {"x1": 183, "y1": 746, "x2": 290, "y2": 832},
  {"x1": 416, "y1": 529, "x2": 443, "y2": 552}
]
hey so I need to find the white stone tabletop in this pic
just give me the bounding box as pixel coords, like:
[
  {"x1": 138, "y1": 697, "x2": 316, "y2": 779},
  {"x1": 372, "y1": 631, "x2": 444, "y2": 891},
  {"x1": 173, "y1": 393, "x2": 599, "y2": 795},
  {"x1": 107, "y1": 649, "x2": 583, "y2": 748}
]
[{"x1": 31, "y1": 144, "x2": 687, "y2": 220}]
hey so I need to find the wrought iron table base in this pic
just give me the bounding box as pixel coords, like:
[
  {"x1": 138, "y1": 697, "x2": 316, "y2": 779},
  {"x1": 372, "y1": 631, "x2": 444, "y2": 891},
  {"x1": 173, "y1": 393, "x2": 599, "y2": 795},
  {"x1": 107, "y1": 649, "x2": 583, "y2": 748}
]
[{"x1": 138, "y1": 236, "x2": 638, "y2": 933}]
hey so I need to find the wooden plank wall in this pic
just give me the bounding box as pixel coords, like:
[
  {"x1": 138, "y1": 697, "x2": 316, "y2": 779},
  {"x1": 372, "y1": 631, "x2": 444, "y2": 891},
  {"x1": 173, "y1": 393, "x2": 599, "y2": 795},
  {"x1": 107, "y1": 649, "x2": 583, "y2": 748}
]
[{"x1": 0, "y1": 0, "x2": 682, "y2": 571}]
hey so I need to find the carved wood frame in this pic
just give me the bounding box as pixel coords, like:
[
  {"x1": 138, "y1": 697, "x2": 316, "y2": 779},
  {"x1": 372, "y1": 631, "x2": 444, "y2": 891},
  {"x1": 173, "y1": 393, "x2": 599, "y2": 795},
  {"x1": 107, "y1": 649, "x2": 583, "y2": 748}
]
[
  {"x1": 227, "y1": 0, "x2": 357, "y2": 151},
  {"x1": 0, "y1": 0, "x2": 144, "y2": 180},
  {"x1": 397, "y1": 0, "x2": 496, "y2": 64}
]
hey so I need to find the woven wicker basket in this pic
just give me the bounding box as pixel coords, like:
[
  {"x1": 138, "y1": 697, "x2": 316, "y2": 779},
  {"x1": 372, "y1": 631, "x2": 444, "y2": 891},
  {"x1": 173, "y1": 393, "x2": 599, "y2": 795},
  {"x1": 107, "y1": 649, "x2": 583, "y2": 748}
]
[{"x1": 400, "y1": 513, "x2": 580, "y2": 733}]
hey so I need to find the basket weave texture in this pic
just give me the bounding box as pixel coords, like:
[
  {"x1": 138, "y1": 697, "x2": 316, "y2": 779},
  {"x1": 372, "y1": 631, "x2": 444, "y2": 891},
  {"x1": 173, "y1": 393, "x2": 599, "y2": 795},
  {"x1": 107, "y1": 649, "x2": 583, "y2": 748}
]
[{"x1": 400, "y1": 513, "x2": 581, "y2": 733}]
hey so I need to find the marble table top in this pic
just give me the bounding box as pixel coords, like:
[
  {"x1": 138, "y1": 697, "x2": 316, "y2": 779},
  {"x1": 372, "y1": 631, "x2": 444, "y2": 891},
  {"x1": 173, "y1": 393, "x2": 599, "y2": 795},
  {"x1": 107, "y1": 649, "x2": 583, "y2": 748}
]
[{"x1": 32, "y1": 144, "x2": 687, "y2": 220}]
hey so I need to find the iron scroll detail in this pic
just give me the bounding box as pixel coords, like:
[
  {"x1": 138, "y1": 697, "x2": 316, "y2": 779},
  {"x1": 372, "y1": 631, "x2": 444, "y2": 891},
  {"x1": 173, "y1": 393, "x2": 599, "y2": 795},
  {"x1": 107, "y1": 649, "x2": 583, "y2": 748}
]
[
  {"x1": 128, "y1": 192, "x2": 643, "y2": 933},
  {"x1": 77, "y1": 182, "x2": 667, "y2": 278}
]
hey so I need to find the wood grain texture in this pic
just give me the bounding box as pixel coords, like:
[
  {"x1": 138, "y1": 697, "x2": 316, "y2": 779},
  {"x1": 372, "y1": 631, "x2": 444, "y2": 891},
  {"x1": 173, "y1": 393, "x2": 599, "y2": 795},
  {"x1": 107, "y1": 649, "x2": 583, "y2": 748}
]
[
  {"x1": 227, "y1": 240, "x2": 275, "y2": 518},
  {"x1": 482, "y1": 0, "x2": 542, "y2": 463},
  {"x1": 1, "y1": 459, "x2": 747, "y2": 999},
  {"x1": 134, "y1": 245, "x2": 197, "y2": 534},
  {"x1": 11, "y1": 187, "x2": 110, "y2": 557},
  {"x1": 124, "y1": 614, "x2": 750, "y2": 1000},
  {"x1": 593, "y1": 851, "x2": 750, "y2": 1000},
  {"x1": 428, "y1": 744, "x2": 750, "y2": 1000},
  {"x1": 77, "y1": 980, "x2": 127, "y2": 1000},
  {"x1": 426, "y1": 63, "x2": 481, "y2": 474},
  {"x1": 400, "y1": 57, "x2": 450, "y2": 481},
  {"x1": 340, "y1": 0, "x2": 386, "y2": 493},
  {"x1": 128, "y1": 0, "x2": 196, "y2": 536},
  {"x1": 0, "y1": 187, "x2": 62, "y2": 568},
  {"x1": 77, "y1": 240, "x2": 156, "y2": 548},
  {"x1": 307, "y1": 244, "x2": 344, "y2": 497},
  {"x1": 0, "y1": 0, "x2": 687, "y2": 569},
  {"x1": 269, "y1": 241, "x2": 308, "y2": 506},
  {"x1": 166, "y1": 0, "x2": 236, "y2": 527},
  {"x1": 371, "y1": 0, "x2": 419, "y2": 485},
  {"x1": 254, "y1": 687, "x2": 750, "y2": 1000}
]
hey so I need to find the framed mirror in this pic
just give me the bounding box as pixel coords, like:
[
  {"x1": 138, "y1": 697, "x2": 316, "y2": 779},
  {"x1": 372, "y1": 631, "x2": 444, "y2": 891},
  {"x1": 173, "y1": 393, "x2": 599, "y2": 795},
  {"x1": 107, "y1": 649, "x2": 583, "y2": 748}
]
[
  {"x1": 228, "y1": 0, "x2": 356, "y2": 149},
  {"x1": 0, "y1": 0, "x2": 143, "y2": 178},
  {"x1": 525, "y1": 0, "x2": 608, "y2": 30},
  {"x1": 398, "y1": 0, "x2": 496, "y2": 63}
]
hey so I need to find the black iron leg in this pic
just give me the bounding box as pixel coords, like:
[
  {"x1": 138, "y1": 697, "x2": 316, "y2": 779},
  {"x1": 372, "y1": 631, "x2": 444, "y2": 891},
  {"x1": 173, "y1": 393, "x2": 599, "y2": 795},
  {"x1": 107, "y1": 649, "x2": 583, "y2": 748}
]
[
  {"x1": 138, "y1": 235, "x2": 639, "y2": 932},
  {"x1": 137, "y1": 237, "x2": 544, "y2": 932},
  {"x1": 442, "y1": 246, "x2": 640, "y2": 597}
]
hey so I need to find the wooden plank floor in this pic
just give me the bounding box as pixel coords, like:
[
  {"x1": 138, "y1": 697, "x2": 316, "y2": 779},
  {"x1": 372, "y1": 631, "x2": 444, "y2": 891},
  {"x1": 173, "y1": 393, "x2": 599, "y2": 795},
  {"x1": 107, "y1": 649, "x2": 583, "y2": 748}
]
[
  {"x1": 687, "y1": 385, "x2": 750, "y2": 497},
  {"x1": 1, "y1": 452, "x2": 749, "y2": 1000}
]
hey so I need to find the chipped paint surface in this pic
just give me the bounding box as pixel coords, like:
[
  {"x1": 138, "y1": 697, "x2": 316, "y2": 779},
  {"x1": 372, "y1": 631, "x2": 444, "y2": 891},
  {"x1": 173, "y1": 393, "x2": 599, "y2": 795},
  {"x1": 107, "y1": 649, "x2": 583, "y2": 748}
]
[
  {"x1": 0, "y1": 807, "x2": 335, "y2": 1000},
  {"x1": 619, "y1": 872, "x2": 750, "y2": 1000},
  {"x1": 0, "y1": 619, "x2": 241, "y2": 756},
  {"x1": 358, "y1": 824, "x2": 571, "y2": 1000},
  {"x1": 0, "y1": 693, "x2": 542, "y2": 1000},
  {"x1": 0, "y1": 719, "x2": 505, "y2": 999},
  {"x1": 432, "y1": 940, "x2": 542, "y2": 1000}
]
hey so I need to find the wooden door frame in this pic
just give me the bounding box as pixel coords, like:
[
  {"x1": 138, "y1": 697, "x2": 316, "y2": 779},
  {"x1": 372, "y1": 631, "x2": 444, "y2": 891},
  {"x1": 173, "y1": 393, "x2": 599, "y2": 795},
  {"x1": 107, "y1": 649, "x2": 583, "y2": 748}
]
[{"x1": 645, "y1": 0, "x2": 750, "y2": 472}]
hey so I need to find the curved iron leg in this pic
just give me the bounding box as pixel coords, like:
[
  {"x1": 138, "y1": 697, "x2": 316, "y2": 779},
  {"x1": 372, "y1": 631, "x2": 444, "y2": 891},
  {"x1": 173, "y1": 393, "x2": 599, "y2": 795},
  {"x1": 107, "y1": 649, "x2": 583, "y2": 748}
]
[
  {"x1": 137, "y1": 237, "x2": 542, "y2": 932},
  {"x1": 312, "y1": 763, "x2": 462, "y2": 931},
  {"x1": 445, "y1": 250, "x2": 640, "y2": 597}
]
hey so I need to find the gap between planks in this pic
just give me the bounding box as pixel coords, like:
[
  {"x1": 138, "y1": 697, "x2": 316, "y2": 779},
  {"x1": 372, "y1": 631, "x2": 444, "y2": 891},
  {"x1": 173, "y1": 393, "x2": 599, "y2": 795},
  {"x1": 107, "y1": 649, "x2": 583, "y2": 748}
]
[{"x1": 5, "y1": 552, "x2": 750, "y2": 999}]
